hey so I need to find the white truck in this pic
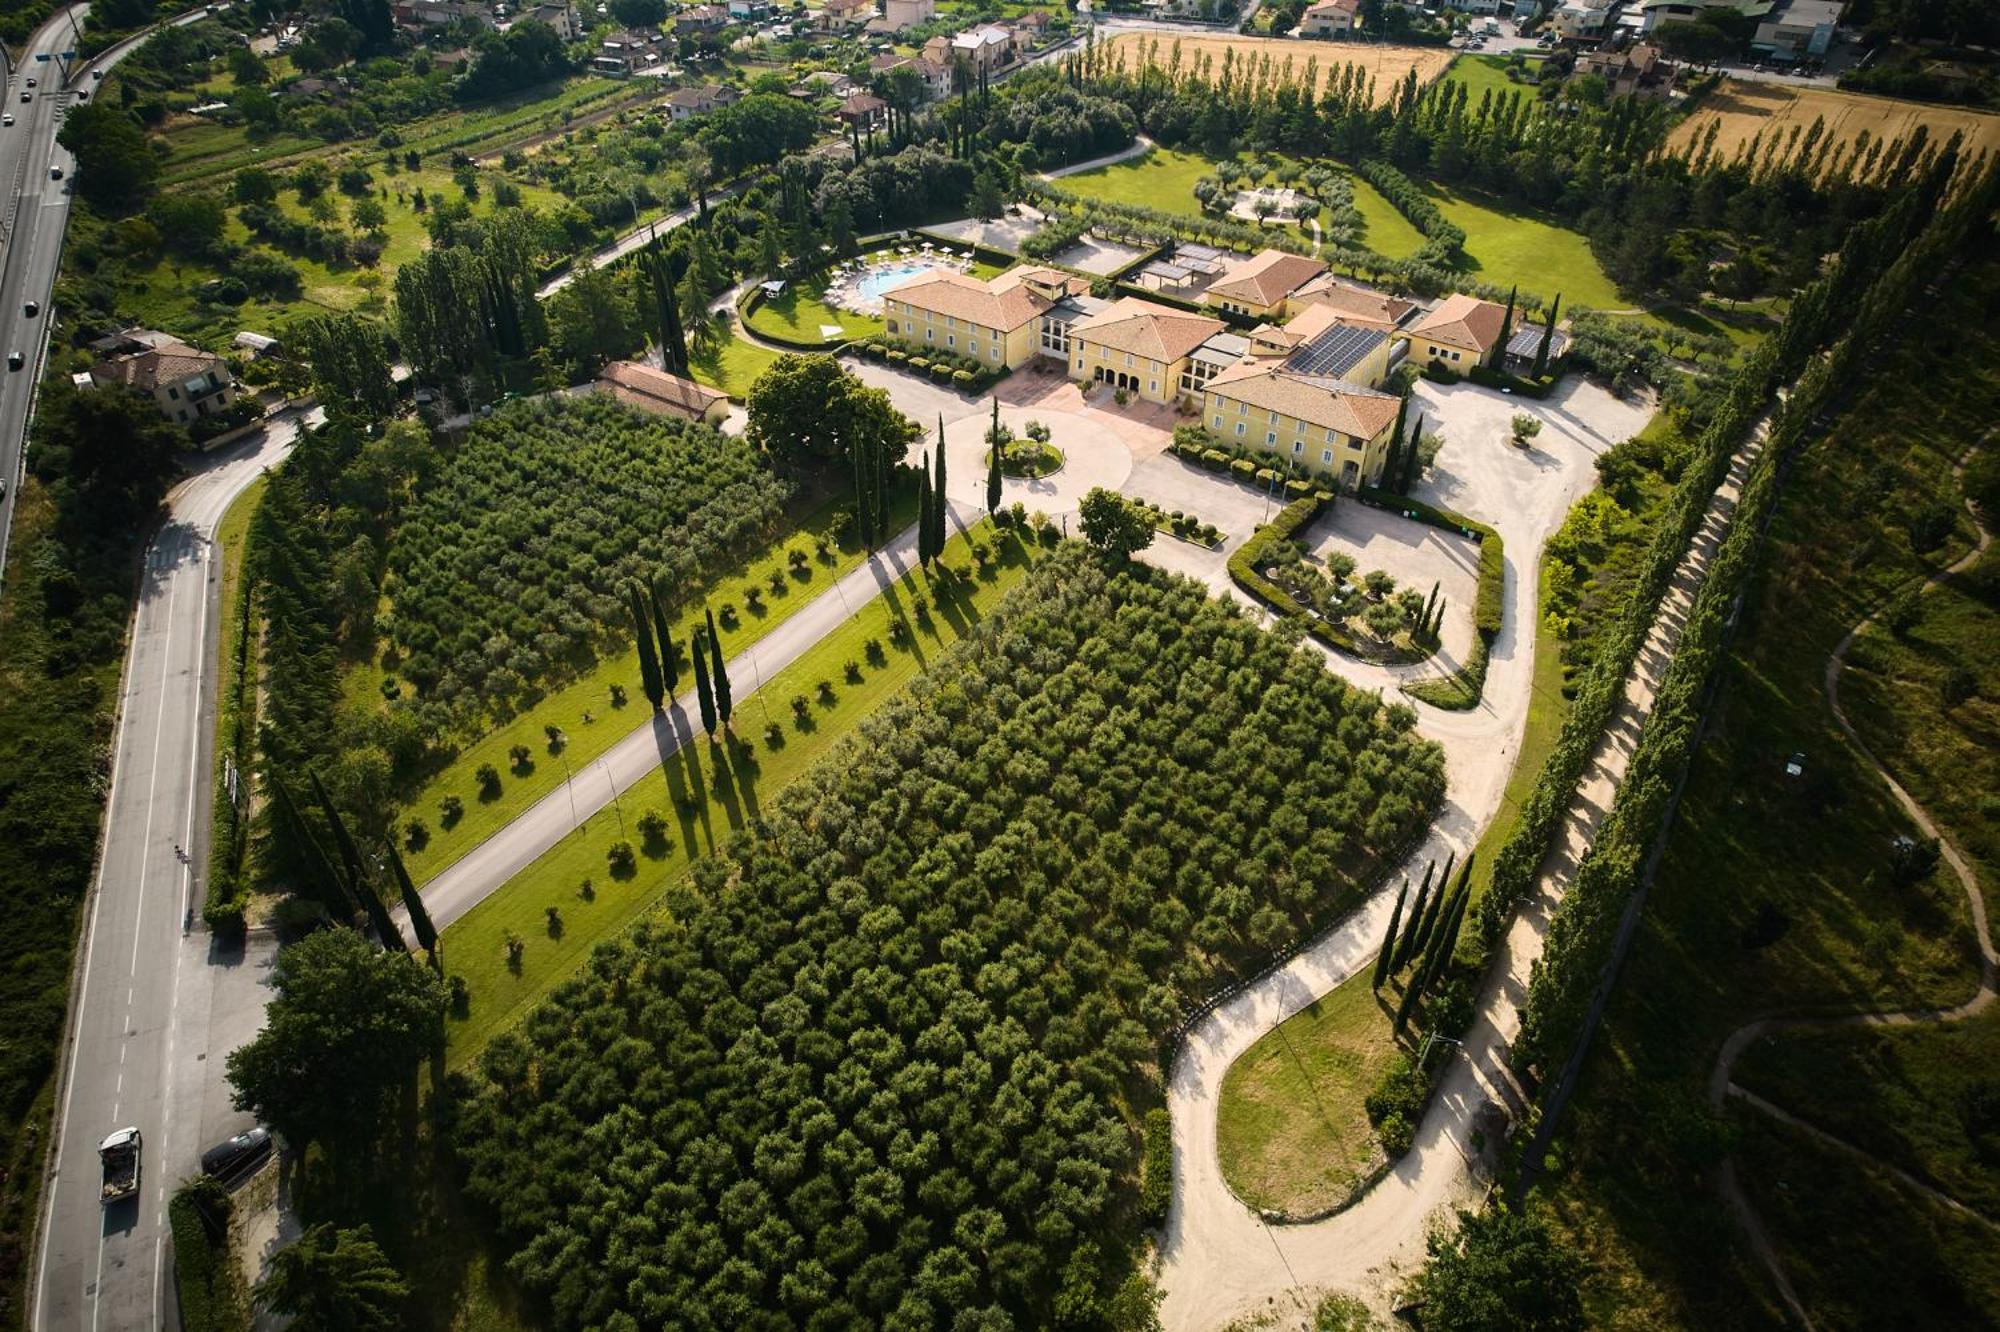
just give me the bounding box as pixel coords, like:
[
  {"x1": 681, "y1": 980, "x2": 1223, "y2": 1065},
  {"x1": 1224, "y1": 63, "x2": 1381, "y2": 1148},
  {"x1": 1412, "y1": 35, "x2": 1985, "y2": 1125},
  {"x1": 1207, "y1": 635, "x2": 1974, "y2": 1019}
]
[{"x1": 99, "y1": 1128, "x2": 141, "y2": 1205}]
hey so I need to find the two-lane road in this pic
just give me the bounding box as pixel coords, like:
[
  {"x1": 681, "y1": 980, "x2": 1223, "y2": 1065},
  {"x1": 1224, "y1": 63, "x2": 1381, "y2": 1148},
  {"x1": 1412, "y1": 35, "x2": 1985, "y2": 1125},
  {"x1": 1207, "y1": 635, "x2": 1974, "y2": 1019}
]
[{"x1": 33, "y1": 412, "x2": 307, "y2": 1332}]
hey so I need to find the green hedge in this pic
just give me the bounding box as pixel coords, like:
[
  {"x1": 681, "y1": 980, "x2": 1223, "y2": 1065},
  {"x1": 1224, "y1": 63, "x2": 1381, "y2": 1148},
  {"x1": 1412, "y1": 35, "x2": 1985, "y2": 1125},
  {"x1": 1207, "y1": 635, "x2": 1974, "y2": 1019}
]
[
  {"x1": 1421, "y1": 362, "x2": 1462, "y2": 385},
  {"x1": 1467, "y1": 363, "x2": 1553, "y2": 397},
  {"x1": 1139, "y1": 1107, "x2": 1172, "y2": 1228},
  {"x1": 204, "y1": 521, "x2": 260, "y2": 936},
  {"x1": 170, "y1": 1179, "x2": 244, "y2": 1332}
]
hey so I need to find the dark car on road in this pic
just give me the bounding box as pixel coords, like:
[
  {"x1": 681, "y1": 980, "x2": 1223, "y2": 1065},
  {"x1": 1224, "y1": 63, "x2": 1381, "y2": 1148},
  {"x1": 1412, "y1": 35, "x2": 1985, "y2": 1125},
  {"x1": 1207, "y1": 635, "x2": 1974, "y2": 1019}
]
[{"x1": 200, "y1": 1126, "x2": 272, "y2": 1180}]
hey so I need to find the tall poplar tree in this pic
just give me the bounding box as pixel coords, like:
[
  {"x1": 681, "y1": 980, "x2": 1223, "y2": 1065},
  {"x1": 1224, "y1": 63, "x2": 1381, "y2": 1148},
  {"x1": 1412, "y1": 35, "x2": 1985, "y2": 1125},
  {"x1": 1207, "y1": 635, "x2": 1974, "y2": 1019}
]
[
  {"x1": 1392, "y1": 860, "x2": 1436, "y2": 970},
  {"x1": 917, "y1": 457, "x2": 934, "y2": 565},
  {"x1": 1493, "y1": 284, "x2": 1516, "y2": 369},
  {"x1": 649, "y1": 581, "x2": 679, "y2": 697},
  {"x1": 932, "y1": 430, "x2": 948, "y2": 555},
  {"x1": 985, "y1": 420, "x2": 1002, "y2": 514},
  {"x1": 386, "y1": 843, "x2": 439, "y2": 971}
]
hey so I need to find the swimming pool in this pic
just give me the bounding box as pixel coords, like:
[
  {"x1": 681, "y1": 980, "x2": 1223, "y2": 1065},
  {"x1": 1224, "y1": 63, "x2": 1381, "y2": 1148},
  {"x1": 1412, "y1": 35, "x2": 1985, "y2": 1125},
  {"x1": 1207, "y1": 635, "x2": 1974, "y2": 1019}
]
[{"x1": 855, "y1": 261, "x2": 943, "y2": 304}]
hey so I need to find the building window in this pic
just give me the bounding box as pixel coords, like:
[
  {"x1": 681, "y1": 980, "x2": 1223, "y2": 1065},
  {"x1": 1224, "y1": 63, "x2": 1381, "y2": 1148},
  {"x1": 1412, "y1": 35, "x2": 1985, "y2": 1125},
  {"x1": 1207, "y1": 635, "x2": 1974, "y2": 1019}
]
[
  {"x1": 1322, "y1": 449, "x2": 1334, "y2": 464},
  {"x1": 1149, "y1": 380, "x2": 1157, "y2": 393},
  {"x1": 991, "y1": 348, "x2": 1001, "y2": 361},
  {"x1": 1237, "y1": 402, "x2": 1247, "y2": 415},
  {"x1": 1268, "y1": 411, "x2": 1279, "y2": 424},
  {"x1": 1235, "y1": 422, "x2": 1246, "y2": 437},
  {"x1": 1293, "y1": 440, "x2": 1304, "y2": 455},
  {"x1": 887, "y1": 320, "x2": 899, "y2": 334},
  {"x1": 1265, "y1": 431, "x2": 1277, "y2": 445},
  {"x1": 947, "y1": 334, "x2": 955, "y2": 348},
  {"x1": 1325, "y1": 428, "x2": 1337, "y2": 443},
  {"x1": 168, "y1": 387, "x2": 180, "y2": 400},
  {"x1": 1213, "y1": 415, "x2": 1224, "y2": 428},
  {"x1": 926, "y1": 329, "x2": 934, "y2": 342},
  {"x1": 1124, "y1": 353, "x2": 1134, "y2": 368}
]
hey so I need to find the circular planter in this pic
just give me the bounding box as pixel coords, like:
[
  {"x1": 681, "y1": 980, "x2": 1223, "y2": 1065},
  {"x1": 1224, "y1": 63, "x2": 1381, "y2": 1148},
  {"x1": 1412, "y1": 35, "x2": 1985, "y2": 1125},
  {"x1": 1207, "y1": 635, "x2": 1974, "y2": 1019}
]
[{"x1": 985, "y1": 441, "x2": 1066, "y2": 479}]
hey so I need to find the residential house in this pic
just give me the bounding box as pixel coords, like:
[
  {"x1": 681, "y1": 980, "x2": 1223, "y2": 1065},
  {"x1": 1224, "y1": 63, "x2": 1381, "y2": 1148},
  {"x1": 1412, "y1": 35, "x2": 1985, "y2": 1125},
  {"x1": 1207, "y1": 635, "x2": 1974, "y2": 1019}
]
[
  {"x1": 838, "y1": 91, "x2": 888, "y2": 131},
  {"x1": 1753, "y1": 0, "x2": 1841, "y2": 58},
  {"x1": 665, "y1": 84, "x2": 733, "y2": 118},
  {"x1": 937, "y1": 23, "x2": 1015, "y2": 75},
  {"x1": 1204, "y1": 249, "x2": 1328, "y2": 320},
  {"x1": 596, "y1": 27, "x2": 665, "y2": 74},
  {"x1": 88, "y1": 331, "x2": 239, "y2": 427},
  {"x1": 818, "y1": 0, "x2": 875, "y2": 26},
  {"x1": 869, "y1": 51, "x2": 951, "y2": 98},
  {"x1": 1066, "y1": 297, "x2": 1228, "y2": 405},
  {"x1": 675, "y1": 4, "x2": 729, "y2": 32},
  {"x1": 597, "y1": 361, "x2": 731, "y2": 425},
  {"x1": 1552, "y1": 0, "x2": 1614, "y2": 39},
  {"x1": 429, "y1": 45, "x2": 474, "y2": 70},
  {"x1": 1441, "y1": 0, "x2": 1503, "y2": 13},
  {"x1": 883, "y1": 0, "x2": 934, "y2": 28},
  {"x1": 515, "y1": 1, "x2": 578, "y2": 37},
  {"x1": 727, "y1": 0, "x2": 773, "y2": 17},
  {"x1": 1012, "y1": 9, "x2": 1054, "y2": 40},
  {"x1": 1399, "y1": 292, "x2": 1510, "y2": 370},
  {"x1": 802, "y1": 68, "x2": 859, "y2": 98},
  {"x1": 232, "y1": 331, "x2": 283, "y2": 359},
  {"x1": 1299, "y1": 0, "x2": 1360, "y2": 37},
  {"x1": 881, "y1": 266, "x2": 1091, "y2": 371},
  {"x1": 1578, "y1": 42, "x2": 1676, "y2": 95}
]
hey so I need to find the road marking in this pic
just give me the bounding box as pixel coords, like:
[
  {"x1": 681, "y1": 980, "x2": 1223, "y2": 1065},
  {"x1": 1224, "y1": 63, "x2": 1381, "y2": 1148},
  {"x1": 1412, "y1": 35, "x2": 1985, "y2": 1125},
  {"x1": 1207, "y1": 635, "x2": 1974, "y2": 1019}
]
[{"x1": 127, "y1": 549, "x2": 179, "y2": 979}]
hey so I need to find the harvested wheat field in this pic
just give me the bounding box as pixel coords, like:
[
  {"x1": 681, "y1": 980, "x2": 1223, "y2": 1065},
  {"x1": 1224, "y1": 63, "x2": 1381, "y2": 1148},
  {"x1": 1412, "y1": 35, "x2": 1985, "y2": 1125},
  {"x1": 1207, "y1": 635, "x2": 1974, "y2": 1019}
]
[
  {"x1": 1669, "y1": 78, "x2": 2000, "y2": 166},
  {"x1": 1099, "y1": 32, "x2": 1452, "y2": 101}
]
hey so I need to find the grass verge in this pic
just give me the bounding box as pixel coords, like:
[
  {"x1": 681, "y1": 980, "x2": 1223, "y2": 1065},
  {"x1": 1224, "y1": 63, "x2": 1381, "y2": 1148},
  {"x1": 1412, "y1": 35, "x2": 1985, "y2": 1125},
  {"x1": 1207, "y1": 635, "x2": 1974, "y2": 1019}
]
[
  {"x1": 204, "y1": 474, "x2": 267, "y2": 929},
  {"x1": 440, "y1": 521, "x2": 1038, "y2": 1062},
  {"x1": 1216, "y1": 967, "x2": 1400, "y2": 1216},
  {"x1": 399, "y1": 487, "x2": 916, "y2": 885}
]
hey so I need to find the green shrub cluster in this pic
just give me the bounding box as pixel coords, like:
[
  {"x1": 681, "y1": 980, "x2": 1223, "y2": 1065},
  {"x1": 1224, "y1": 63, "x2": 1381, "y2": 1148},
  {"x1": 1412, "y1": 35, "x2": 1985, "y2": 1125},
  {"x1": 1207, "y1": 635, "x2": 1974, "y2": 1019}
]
[
  {"x1": 1363, "y1": 1053, "x2": 1431, "y2": 1160},
  {"x1": 169, "y1": 1178, "x2": 244, "y2": 1332},
  {"x1": 1421, "y1": 362, "x2": 1462, "y2": 385},
  {"x1": 856, "y1": 339, "x2": 1003, "y2": 391},
  {"x1": 1139, "y1": 1107, "x2": 1172, "y2": 1228},
  {"x1": 459, "y1": 551, "x2": 1445, "y2": 1326},
  {"x1": 1360, "y1": 489, "x2": 1503, "y2": 637},
  {"x1": 1466, "y1": 363, "x2": 1554, "y2": 397}
]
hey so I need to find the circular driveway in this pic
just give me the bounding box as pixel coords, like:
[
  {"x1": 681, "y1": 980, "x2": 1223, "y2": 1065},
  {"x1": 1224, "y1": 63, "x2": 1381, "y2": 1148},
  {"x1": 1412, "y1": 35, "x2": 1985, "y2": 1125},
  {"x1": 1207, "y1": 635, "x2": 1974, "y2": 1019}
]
[{"x1": 935, "y1": 403, "x2": 1132, "y2": 519}]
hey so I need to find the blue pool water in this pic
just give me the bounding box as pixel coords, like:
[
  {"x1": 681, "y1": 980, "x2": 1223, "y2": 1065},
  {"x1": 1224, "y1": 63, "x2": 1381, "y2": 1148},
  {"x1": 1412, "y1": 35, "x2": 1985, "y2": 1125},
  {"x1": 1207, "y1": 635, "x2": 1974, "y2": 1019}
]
[{"x1": 857, "y1": 261, "x2": 942, "y2": 302}]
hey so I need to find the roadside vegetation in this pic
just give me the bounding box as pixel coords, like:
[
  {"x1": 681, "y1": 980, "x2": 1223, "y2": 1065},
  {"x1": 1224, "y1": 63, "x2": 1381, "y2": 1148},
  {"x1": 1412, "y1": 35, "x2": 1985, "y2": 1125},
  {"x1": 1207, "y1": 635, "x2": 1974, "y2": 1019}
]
[
  {"x1": 457, "y1": 547, "x2": 1446, "y2": 1326},
  {"x1": 1540, "y1": 244, "x2": 2000, "y2": 1328}
]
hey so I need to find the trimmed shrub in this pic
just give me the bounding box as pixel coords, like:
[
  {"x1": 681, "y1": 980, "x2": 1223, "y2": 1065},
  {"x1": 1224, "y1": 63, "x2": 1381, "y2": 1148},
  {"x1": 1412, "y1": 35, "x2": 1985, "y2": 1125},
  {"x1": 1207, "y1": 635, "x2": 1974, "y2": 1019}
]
[
  {"x1": 1422, "y1": 362, "x2": 1462, "y2": 385},
  {"x1": 953, "y1": 369, "x2": 974, "y2": 387},
  {"x1": 1230, "y1": 458, "x2": 1257, "y2": 481},
  {"x1": 1139, "y1": 1107, "x2": 1172, "y2": 1228},
  {"x1": 169, "y1": 1179, "x2": 238, "y2": 1332},
  {"x1": 1202, "y1": 448, "x2": 1230, "y2": 471}
]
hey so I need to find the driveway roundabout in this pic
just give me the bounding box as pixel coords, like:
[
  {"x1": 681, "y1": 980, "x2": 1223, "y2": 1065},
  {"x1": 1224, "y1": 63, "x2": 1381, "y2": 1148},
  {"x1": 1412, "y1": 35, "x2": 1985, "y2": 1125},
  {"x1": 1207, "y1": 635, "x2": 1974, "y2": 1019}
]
[{"x1": 934, "y1": 403, "x2": 1134, "y2": 520}]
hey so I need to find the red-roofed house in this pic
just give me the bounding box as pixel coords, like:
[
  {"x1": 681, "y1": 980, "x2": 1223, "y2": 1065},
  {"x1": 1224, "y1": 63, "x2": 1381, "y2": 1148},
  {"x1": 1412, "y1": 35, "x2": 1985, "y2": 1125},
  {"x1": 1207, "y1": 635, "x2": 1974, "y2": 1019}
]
[
  {"x1": 597, "y1": 361, "x2": 731, "y2": 424},
  {"x1": 1400, "y1": 293, "x2": 1510, "y2": 370},
  {"x1": 88, "y1": 332, "x2": 238, "y2": 426}
]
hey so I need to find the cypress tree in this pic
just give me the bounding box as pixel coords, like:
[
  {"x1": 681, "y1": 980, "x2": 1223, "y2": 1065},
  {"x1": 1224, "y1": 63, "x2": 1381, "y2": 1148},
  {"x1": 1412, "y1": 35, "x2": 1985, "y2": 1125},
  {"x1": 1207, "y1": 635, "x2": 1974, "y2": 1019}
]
[
  {"x1": 1393, "y1": 958, "x2": 1424, "y2": 1034},
  {"x1": 917, "y1": 460, "x2": 934, "y2": 565},
  {"x1": 1402, "y1": 410, "x2": 1425, "y2": 492},
  {"x1": 1385, "y1": 393, "x2": 1409, "y2": 492},
  {"x1": 705, "y1": 605, "x2": 731, "y2": 726},
  {"x1": 628, "y1": 584, "x2": 663, "y2": 710},
  {"x1": 933, "y1": 427, "x2": 948, "y2": 554},
  {"x1": 386, "y1": 841, "x2": 439, "y2": 971},
  {"x1": 1372, "y1": 879, "x2": 1409, "y2": 990},
  {"x1": 986, "y1": 415, "x2": 1002, "y2": 513},
  {"x1": 1391, "y1": 860, "x2": 1435, "y2": 969},
  {"x1": 309, "y1": 768, "x2": 404, "y2": 951},
  {"x1": 691, "y1": 622, "x2": 717, "y2": 733},
  {"x1": 1532, "y1": 293, "x2": 1562, "y2": 381},
  {"x1": 852, "y1": 430, "x2": 876, "y2": 551},
  {"x1": 269, "y1": 774, "x2": 357, "y2": 923},
  {"x1": 647, "y1": 583, "x2": 676, "y2": 699},
  {"x1": 1409, "y1": 852, "x2": 1453, "y2": 958},
  {"x1": 1494, "y1": 284, "x2": 1516, "y2": 369},
  {"x1": 1422, "y1": 580, "x2": 1439, "y2": 634}
]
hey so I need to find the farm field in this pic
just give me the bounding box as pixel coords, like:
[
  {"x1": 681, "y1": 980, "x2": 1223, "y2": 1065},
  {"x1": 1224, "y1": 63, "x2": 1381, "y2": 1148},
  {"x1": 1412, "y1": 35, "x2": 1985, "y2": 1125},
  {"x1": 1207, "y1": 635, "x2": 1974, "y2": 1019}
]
[
  {"x1": 1667, "y1": 78, "x2": 2000, "y2": 165},
  {"x1": 1100, "y1": 32, "x2": 1452, "y2": 99}
]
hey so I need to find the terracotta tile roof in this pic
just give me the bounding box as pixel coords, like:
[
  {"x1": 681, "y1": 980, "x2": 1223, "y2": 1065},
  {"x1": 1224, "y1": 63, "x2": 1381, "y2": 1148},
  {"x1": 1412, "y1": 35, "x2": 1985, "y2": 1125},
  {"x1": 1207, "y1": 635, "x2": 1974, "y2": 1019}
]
[
  {"x1": 598, "y1": 361, "x2": 727, "y2": 420},
  {"x1": 1406, "y1": 292, "x2": 1509, "y2": 355},
  {"x1": 840, "y1": 92, "x2": 886, "y2": 114},
  {"x1": 1070, "y1": 297, "x2": 1226, "y2": 363},
  {"x1": 1290, "y1": 276, "x2": 1415, "y2": 331},
  {"x1": 1208, "y1": 249, "x2": 1327, "y2": 308},
  {"x1": 1304, "y1": 0, "x2": 1359, "y2": 15},
  {"x1": 1206, "y1": 360, "x2": 1401, "y2": 440},
  {"x1": 90, "y1": 341, "x2": 227, "y2": 393},
  {"x1": 886, "y1": 266, "x2": 1082, "y2": 332}
]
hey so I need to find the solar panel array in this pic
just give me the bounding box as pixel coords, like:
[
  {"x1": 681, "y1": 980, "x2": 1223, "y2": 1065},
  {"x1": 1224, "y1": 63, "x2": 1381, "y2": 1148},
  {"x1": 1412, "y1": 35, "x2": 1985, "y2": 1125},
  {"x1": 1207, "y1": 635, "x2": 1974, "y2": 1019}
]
[{"x1": 1285, "y1": 323, "x2": 1388, "y2": 380}]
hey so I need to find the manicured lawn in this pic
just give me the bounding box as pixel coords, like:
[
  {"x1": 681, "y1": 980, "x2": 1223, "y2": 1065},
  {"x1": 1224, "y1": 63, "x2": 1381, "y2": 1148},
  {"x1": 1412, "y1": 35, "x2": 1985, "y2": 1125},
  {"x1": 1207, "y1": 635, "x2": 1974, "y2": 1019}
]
[
  {"x1": 442, "y1": 522, "x2": 1040, "y2": 1063},
  {"x1": 1344, "y1": 169, "x2": 1427, "y2": 259},
  {"x1": 1427, "y1": 183, "x2": 1629, "y2": 309},
  {"x1": 1442, "y1": 53, "x2": 1545, "y2": 104},
  {"x1": 1057, "y1": 145, "x2": 1212, "y2": 217},
  {"x1": 688, "y1": 332, "x2": 785, "y2": 400},
  {"x1": 1216, "y1": 967, "x2": 1401, "y2": 1216},
  {"x1": 400, "y1": 487, "x2": 918, "y2": 885},
  {"x1": 743, "y1": 272, "x2": 882, "y2": 345}
]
